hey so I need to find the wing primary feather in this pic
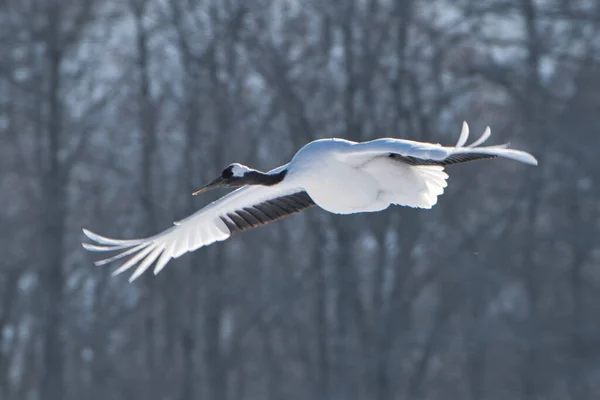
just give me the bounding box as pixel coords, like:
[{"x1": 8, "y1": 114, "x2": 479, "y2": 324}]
[
  {"x1": 173, "y1": 226, "x2": 197, "y2": 258},
  {"x1": 129, "y1": 245, "x2": 164, "y2": 282},
  {"x1": 468, "y1": 126, "x2": 491, "y2": 148},
  {"x1": 456, "y1": 121, "x2": 469, "y2": 147},
  {"x1": 112, "y1": 245, "x2": 157, "y2": 276},
  {"x1": 154, "y1": 241, "x2": 176, "y2": 275},
  {"x1": 82, "y1": 229, "x2": 145, "y2": 246},
  {"x1": 82, "y1": 243, "x2": 130, "y2": 252},
  {"x1": 94, "y1": 243, "x2": 150, "y2": 266}
]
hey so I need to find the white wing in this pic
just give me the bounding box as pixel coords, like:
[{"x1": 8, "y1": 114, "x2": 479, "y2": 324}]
[
  {"x1": 82, "y1": 174, "x2": 313, "y2": 282},
  {"x1": 361, "y1": 157, "x2": 449, "y2": 209},
  {"x1": 340, "y1": 121, "x2": 538, "y2": 166},
  {"x1": 347, "y1": 122, "x2": 536, "y2": 209}
]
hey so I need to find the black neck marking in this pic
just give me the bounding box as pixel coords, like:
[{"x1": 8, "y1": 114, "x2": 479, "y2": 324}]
[{"x1": 245, "y1": 169, "x2": 288, "y2": 186}]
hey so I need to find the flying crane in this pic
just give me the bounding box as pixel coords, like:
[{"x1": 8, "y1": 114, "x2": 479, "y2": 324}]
[{"x1": 82, "y1": 122, "x2": 538, "y2": 282}]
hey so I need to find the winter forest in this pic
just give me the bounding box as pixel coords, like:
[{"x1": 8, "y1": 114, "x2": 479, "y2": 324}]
[{"x1": 1, "y1": 0, "x2": 599, "y2": 399}]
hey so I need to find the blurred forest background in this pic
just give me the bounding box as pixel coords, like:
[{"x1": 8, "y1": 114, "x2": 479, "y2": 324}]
[{"x1": 1, "y1": 0, "x2": 599, "y2": 399}]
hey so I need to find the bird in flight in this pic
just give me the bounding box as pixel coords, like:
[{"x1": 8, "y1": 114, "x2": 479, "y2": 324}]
[{"x1": 83, "y1": 122, "x2": 537, "y2": 282}]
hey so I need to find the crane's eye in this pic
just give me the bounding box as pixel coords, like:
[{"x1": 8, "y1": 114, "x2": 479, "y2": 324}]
[{"x1": 222, "y1": 166, "x2": 234, "y2": 179}]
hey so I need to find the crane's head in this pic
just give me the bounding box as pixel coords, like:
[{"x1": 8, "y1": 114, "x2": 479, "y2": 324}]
[{"x1": 192, "y1": 163, "x2": 254, "y2": 195}]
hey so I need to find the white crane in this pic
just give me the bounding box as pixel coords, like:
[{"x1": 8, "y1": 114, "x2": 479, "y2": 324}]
[{"x1": 82, "y1": 122, "x2": 537, "y2": 282}]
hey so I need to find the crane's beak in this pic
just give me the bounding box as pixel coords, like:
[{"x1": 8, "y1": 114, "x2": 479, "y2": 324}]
[{"x1": 192, "y1": 176, "x2": 228, "y2": 195}]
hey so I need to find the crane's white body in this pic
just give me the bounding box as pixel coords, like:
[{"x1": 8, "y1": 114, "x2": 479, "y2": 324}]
[
  {"x1": 290, "y1": 138, "x2": 447, "y2": 212},
  {"x1": 83, "y1": 122, "x2": 538, "y2": 281}
]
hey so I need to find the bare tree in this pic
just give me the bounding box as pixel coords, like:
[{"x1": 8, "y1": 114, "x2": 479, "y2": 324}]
[{"x1": 1, "y1": 0, "x2": 599, "y2": 399}]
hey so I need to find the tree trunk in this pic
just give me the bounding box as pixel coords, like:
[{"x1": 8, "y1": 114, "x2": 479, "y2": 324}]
[
  {"x1": 40, "y1": 42, "x2": 67, "y2": 400},
  {"x1": 132, "y1": 5, "x2": 160, "y2": 398},
  {"x1": 518, "y1": 0, "x2": 544, "y2": 398}
]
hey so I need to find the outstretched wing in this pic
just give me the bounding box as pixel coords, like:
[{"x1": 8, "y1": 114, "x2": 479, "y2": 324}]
[
  {"x1": 340, "y1": 122, "x2": 538, "y2": 167},
  {"x1": 82, "y1": 181, "x2": 314, "y2": 282},
  {"x1": 354, "y1": 122, "x2": 537, "y2": 209}
]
